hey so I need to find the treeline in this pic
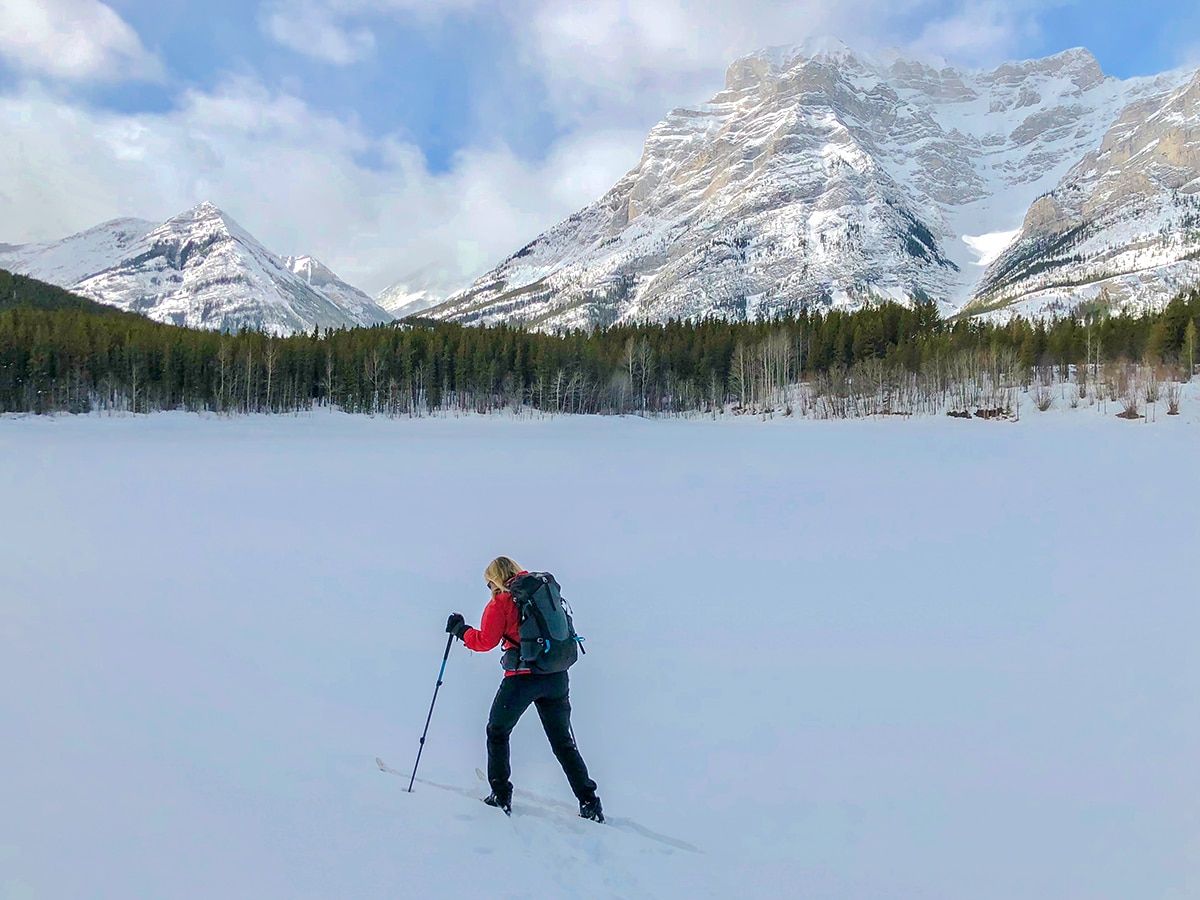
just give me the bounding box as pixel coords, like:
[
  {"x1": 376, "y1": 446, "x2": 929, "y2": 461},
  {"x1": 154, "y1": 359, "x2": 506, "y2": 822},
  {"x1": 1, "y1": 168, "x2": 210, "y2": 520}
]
[{"x1": 2, "y1": 266, "x2": 1199, "y2": 416}]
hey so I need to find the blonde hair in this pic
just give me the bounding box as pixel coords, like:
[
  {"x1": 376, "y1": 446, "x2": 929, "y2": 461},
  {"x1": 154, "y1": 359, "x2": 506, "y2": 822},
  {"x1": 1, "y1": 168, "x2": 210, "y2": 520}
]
[{"x1": 485, "y1": 556, "x2": 522, "y2": 594}]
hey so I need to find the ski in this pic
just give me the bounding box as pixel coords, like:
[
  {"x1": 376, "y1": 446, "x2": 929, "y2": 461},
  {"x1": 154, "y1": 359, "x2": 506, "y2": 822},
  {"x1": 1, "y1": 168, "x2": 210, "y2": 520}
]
[
  {"x1": 376, "y1": 757, "x2": 401, "y2": 776},
  {"x1": 376, "y1": 758, "x2": 473, "y2": 797}
]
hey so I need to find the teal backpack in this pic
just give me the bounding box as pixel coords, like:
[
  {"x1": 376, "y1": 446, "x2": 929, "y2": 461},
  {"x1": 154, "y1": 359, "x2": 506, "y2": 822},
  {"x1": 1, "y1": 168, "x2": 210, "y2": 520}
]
[{"x1": 506, "y1": 572, "x2": 585, "y2": 674}]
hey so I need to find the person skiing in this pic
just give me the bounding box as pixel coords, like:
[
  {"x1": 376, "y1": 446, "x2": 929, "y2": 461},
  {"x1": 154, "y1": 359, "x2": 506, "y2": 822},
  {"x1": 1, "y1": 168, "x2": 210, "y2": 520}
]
[{"x1": 446, "y1": 556, "x2": 603, "y2": 822}]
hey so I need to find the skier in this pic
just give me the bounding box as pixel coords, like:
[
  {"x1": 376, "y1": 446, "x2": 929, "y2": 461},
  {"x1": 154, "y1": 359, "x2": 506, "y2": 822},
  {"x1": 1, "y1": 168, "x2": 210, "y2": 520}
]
[{"x1": 446, "y1": 556, "x2": 604, "y2": 822}]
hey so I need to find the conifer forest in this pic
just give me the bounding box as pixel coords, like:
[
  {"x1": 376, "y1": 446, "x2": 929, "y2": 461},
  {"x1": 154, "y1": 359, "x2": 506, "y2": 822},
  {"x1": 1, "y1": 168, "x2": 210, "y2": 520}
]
[{"x1": 3, "y1": 268, "x2": 1199, "y2": 419}]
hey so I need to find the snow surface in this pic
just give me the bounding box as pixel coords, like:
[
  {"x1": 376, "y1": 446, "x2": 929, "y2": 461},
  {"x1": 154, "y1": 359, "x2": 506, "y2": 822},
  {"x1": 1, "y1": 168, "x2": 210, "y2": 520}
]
[{"x1": 2, "y1": 412, "x2": 1198, "y2": 899}]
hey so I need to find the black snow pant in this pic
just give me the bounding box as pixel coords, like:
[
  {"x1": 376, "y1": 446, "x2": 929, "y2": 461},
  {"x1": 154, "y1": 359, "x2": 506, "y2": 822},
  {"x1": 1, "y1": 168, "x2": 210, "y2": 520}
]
[{"x1": 486, "y1": 671, "x2": 597, "y2": 804}]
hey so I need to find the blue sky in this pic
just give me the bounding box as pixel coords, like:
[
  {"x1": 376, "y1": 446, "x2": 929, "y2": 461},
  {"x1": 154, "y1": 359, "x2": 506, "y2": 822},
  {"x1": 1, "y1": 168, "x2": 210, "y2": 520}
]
[
  {"x1": 92, "y1": 0, "x2": 563, "y2": 173},
  {"x1": 1, "y1": 0, "x2": 1198, "y2": 295},
  {"x1": 1034, "y1": 0, "x2": 1200, "y2": 84}
]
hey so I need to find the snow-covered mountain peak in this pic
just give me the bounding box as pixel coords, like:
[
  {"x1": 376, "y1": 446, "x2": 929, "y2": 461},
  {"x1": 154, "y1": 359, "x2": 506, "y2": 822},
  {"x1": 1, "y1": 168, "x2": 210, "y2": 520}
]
[
  {"x1": 150, "y1": 201, "x2": 251, "y2": 245},
  {"x1": 980, "y1": 46, "x2": 1106, "y2": 94},
  {"x1": 755, "y1": 35, "x2": 864, "y2": 69},
  {"x1": 79, "y1": 216, "x2": 161, "y2": 238},
  {"x1": 279, "y1": 253, "x2": 391, "y2": 326},
  {"x1": 169, "y1": 200, "x2": 226, "y2": 227},
  {"x1": 724, "y1": 41, "x2": 1111, "y2": 108},
  {"x1": 732, "y1": 37, "x2": 1034, "y2": 90},
  {"x1": 725, "y1": 37, "x2": 884, "y2": 91}
]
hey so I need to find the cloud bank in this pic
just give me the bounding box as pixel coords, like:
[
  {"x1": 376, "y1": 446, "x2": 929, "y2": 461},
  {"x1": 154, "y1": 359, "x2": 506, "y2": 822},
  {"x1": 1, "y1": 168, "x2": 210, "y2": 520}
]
[{"x1": 0, "y1": 0, "x2": 163, "y2": 82}]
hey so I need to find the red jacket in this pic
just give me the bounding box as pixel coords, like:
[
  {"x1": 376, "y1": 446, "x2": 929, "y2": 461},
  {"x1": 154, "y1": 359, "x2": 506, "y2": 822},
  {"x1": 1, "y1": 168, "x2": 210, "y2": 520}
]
[{"x1": 463, "y1": 574, "x2": 531, "y2": 676}]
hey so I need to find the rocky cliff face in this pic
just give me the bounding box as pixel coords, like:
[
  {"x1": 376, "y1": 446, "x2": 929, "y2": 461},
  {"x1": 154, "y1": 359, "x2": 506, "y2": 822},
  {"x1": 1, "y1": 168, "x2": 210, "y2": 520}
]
[
  {"x1": 0, "y1": 204, "x2": 392, "y2": 335},
  {"x1": 425, "y1": 40, "x2": 1195, "y2": 327}
]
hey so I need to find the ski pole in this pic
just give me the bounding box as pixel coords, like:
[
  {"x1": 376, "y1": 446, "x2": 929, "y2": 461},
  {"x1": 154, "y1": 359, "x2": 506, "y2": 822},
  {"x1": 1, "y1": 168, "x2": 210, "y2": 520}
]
[{"x1": 409, "y1": 633, "x2": 454, "y2": 792}]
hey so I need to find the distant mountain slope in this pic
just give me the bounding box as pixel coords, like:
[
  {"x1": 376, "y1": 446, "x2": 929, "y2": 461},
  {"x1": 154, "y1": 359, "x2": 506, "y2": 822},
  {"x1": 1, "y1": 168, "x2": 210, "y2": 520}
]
[
  {"x1": 376, "y1": 266, "x2": 462, "y2": 319},
  {"x1": 0, "y1": 204, "x2": 393, "y2": 335},
  {"x1": 281, "y1": 254, "x2": 391, "y2": 329},
  {"x1": 424, "y1": 39, "x2": 1195, "y2": 328}
]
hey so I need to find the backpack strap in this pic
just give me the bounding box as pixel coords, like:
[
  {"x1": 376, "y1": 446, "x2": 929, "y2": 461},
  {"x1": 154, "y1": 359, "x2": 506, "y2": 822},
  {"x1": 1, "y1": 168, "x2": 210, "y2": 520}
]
[{"x1": 525, "y1": 589, "x2": 554, "y2": 644}]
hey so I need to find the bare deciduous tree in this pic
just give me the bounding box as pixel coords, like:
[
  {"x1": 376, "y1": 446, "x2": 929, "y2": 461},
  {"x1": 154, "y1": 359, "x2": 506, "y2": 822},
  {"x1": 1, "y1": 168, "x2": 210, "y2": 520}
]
[
  {"x1": 264, "y1": 338, "x2": 278, "y2": 411},
  {"x1": 1165, "y1": 380, "x2": 1182, "y2": 415},
  {"x1": 1033, "y1": 379, "x2": 1053, "y2": 412}
]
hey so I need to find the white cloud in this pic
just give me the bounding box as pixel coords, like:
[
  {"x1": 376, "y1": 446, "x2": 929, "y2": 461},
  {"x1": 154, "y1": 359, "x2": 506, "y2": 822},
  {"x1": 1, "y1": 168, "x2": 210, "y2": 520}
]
[
  {"x1": 0, "y1": 79, "x2": 641, "y2": 296},
  {"x1": 260, "y1": 0, "x2": 376, "y2": 65},
  {"x1": 1176, "y1": 40, "x2": 1200, "y2": 72},
  {"x1": 909, "y1": 1, "x2": 1038, "y2": 67},
  {"x1": 0, "y1": 0, "x2": 162, "y2": 82},
  {"x1": 260, "y1": 0, "x2": 483, "y2": 64},
  {"x1": 362, "y1": 126, "x2": 645, "y2": 291}
]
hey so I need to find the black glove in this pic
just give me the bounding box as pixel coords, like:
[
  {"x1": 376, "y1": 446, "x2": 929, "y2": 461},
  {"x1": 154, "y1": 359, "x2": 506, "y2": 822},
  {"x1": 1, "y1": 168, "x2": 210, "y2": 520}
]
[{"x1": 445, "y1": 613, "x2": 468, "y2": 639}]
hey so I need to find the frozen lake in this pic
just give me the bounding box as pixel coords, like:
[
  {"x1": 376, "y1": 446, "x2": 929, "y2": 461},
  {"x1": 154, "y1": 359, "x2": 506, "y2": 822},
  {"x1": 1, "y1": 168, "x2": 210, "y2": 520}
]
[{"x1": 1, "y1": 411, "x2": 1197, "y2": 899}]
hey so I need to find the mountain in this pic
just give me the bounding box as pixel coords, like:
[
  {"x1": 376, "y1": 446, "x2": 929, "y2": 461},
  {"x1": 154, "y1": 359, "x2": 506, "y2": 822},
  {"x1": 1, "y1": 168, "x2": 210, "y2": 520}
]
[
  {"x1": 424, "y1": 39, "x2": 1196, "y2": 328},
  {"x1": 376, "y1": 266, "x2": 462, "y2": 318},
  {"x1": 0, "y1": 204, "x2": 392, "y2": 335}
]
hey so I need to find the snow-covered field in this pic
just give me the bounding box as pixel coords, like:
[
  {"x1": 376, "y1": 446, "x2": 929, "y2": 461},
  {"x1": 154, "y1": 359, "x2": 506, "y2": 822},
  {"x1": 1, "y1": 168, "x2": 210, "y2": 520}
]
[{"x1": 2, "y1": 412, "x2": 1198, "y2": 899}]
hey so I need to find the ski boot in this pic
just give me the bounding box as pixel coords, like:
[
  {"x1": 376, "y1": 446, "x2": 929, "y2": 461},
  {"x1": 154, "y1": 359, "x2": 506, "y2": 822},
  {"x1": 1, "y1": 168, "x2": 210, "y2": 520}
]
[
  {"x1": 483, "y1": 790, "x2": 512, "y2": 816},
  {"x1": 579, "y1": 795, "x2": 604, "y2": 823}
]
